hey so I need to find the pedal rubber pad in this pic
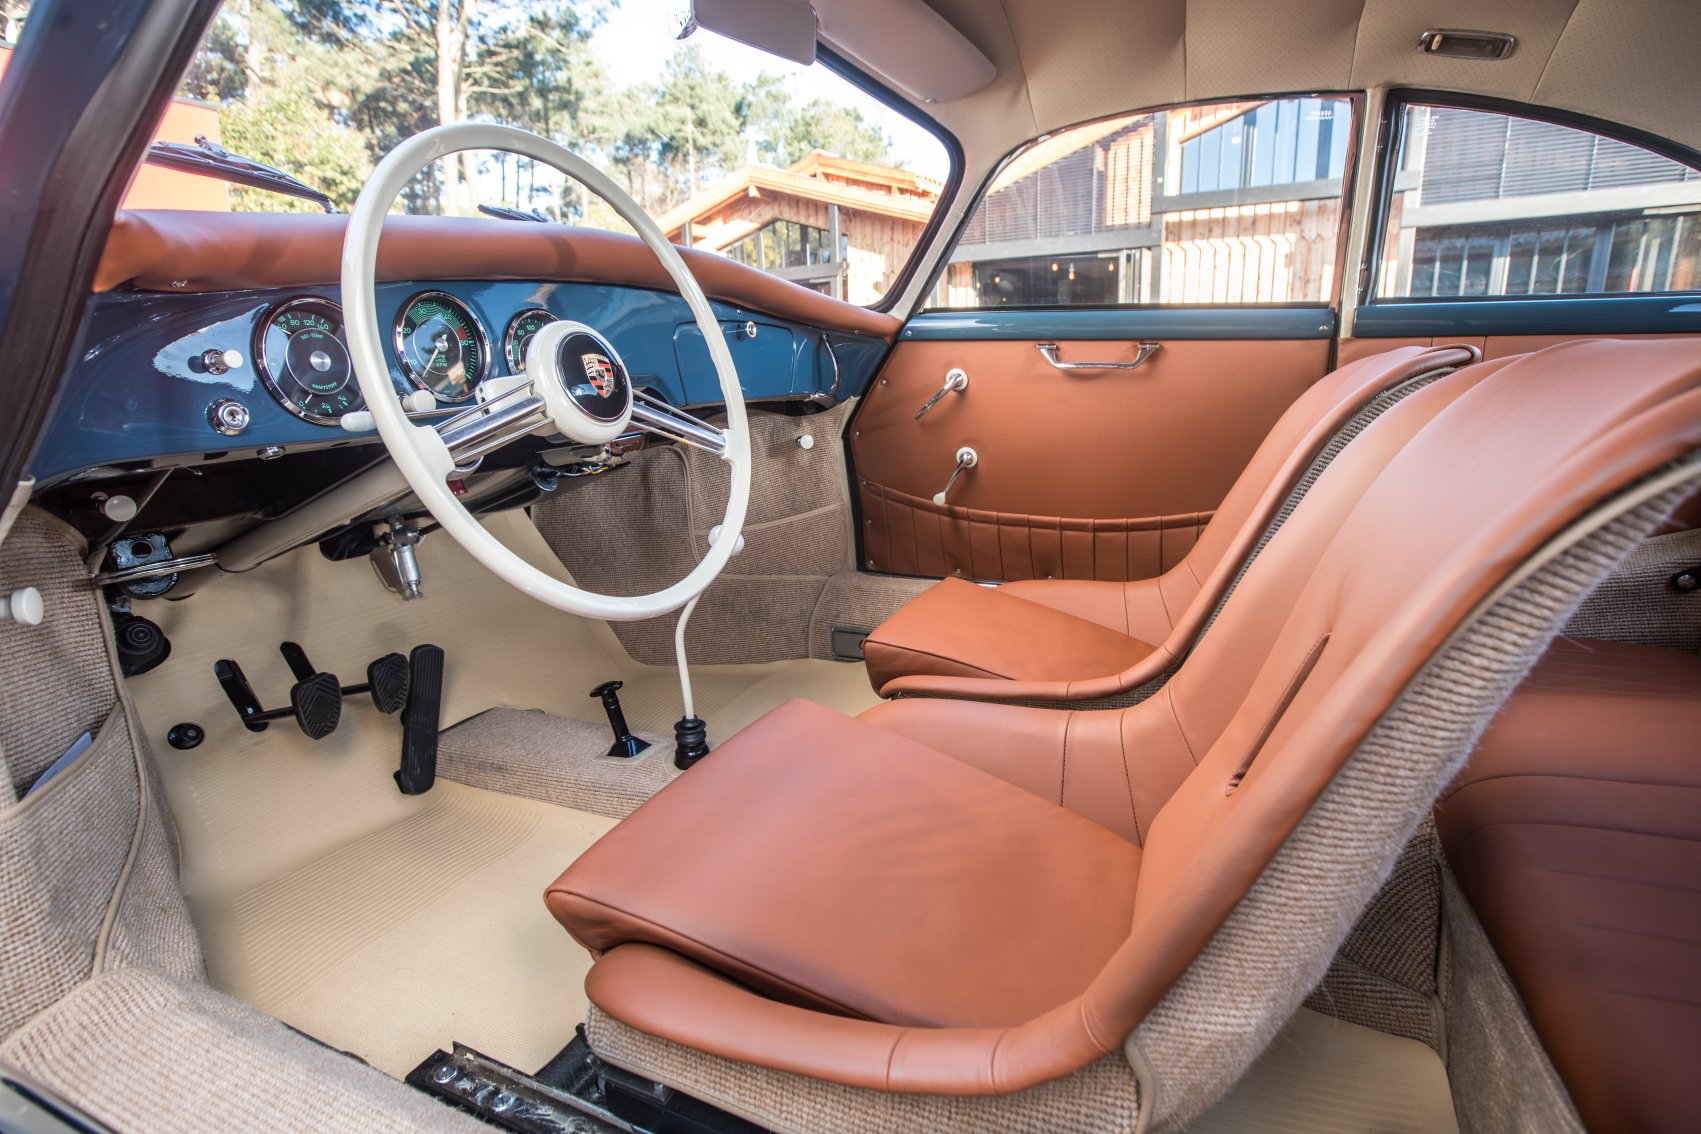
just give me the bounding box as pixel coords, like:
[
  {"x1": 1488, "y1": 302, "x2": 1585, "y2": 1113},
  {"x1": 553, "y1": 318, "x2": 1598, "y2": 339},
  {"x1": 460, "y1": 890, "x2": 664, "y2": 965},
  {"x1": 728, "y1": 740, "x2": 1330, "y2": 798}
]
[
  {"x1": 291, "y1": 672, "x2": 344, "y2": 740},
  {"x1": 395, "y1": 645, "x2": 444, "y2": 795},
  {"x1": 366, "y1": 652, "x2": 411, "y2": 714}
]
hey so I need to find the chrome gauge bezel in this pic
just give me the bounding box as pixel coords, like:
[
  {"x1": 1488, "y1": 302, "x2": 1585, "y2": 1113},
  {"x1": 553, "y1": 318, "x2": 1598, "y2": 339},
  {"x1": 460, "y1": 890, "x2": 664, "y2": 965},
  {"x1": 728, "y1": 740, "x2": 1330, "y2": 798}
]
[
  {"x1": 392, "y1": 290, "x2": 492, "y2": 403},
  {"x1": 253, "y1": 296, "x2": 364, "y2": 426},
  {"x1": 502, "y1": 307, "x2": 558, "y2": 374}
]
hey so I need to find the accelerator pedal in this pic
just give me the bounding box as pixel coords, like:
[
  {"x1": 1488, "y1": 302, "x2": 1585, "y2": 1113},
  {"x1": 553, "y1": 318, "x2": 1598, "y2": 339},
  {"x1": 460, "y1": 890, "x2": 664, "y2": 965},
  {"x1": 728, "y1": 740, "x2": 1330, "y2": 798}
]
[{"x1": 395, "y1": 644, "x2": 444, "y2": 795}]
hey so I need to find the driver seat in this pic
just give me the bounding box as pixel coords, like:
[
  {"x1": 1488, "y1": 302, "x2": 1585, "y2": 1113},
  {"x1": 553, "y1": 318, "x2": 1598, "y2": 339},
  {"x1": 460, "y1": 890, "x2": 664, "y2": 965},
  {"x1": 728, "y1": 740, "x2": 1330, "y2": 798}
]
[{"x1": 545, "y1": 340, "x2": 1701, "y2": 1132}]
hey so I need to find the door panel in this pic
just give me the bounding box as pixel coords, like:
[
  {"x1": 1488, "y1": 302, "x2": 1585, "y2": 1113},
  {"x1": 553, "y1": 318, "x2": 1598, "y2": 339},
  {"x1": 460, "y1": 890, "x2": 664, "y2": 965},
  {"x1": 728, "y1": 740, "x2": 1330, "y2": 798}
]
[{"x1": 849, "y1": 332, "x2": 1331, "y2": 581}]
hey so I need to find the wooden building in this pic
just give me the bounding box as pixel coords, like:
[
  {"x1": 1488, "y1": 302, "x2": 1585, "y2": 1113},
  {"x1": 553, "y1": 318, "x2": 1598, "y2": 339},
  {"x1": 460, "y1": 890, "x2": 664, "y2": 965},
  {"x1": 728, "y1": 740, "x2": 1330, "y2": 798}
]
[
  {"x1": 936, "y1": 97, "x2": 1352, "y2": 307},
  {"x1": 659, "y1": 152, "x2": 941, "y2": 305}
]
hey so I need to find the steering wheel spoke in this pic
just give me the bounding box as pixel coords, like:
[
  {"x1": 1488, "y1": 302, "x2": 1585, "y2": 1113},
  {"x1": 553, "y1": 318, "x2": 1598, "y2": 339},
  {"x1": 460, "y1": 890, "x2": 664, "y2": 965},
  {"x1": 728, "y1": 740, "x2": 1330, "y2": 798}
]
[{"x1": 630, "y1": 389, "x2": 727, "y2": 456}]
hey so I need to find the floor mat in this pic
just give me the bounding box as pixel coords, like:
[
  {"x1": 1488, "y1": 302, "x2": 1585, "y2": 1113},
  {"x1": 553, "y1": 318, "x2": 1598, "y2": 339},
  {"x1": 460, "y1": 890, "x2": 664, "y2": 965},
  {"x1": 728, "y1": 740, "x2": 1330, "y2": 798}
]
[
  {"x1": 195, "y1": 779, "x2": 614, "y2": 1078},
  {"x1": 128, "y1": 510, "x2": 879, "y2": 1082},
  {"x1": 1181, "y1": 1008, "x2": 1458, "y2": 1133}
]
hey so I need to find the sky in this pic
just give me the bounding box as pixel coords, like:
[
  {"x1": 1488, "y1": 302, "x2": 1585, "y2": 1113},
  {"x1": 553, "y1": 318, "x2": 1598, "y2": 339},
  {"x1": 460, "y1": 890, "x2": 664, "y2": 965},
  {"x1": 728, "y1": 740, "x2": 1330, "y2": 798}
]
[{"x1": 586, "y1": 3, "x2": 951, "y2": 180}]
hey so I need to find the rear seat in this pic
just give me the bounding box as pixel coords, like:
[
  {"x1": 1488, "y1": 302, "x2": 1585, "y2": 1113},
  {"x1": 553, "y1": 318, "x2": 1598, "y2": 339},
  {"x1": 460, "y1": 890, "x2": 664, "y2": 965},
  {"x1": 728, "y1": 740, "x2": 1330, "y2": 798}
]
[{"x1": 1437, "y1": 636, "x2": 1701, "y2": 1134}]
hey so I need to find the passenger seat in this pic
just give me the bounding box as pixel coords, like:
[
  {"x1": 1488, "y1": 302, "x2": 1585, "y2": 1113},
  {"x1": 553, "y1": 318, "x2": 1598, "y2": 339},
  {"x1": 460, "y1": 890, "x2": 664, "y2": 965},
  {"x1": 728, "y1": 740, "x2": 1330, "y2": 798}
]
[
  {"x1": 863, "y1": 343, "x2": 1480, "y2": 703},
  {"x1": 1437, "y1": 636, "x2": 1701, "y2": 1134}
]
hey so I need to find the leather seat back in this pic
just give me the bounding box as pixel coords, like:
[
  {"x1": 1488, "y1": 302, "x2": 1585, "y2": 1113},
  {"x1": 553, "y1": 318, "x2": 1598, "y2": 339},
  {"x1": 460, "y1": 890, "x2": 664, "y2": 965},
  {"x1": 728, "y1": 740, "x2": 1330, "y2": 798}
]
[{"x1": 1081, "y1": 339, "x2": 1701, "y2": 1043}]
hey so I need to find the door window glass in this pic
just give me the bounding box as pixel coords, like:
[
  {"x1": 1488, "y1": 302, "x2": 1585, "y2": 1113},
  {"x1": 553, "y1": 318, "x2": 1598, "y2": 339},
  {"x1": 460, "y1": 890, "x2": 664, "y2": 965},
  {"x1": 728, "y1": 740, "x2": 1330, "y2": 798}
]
[
  {"x1": 1376, "y1": 104, "x2": 1701, "y2": 298},
  {"x1": 928, "y1": 95, "x2": 1355, "y2": 309}
]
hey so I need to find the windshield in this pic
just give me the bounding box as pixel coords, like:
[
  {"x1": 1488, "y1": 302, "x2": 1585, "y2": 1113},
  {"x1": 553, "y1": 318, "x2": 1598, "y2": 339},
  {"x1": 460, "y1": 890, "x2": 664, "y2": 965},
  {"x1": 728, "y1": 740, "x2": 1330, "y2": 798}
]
[{"x1": 6, "y1": 2, "x2": 951, "y2": 306}]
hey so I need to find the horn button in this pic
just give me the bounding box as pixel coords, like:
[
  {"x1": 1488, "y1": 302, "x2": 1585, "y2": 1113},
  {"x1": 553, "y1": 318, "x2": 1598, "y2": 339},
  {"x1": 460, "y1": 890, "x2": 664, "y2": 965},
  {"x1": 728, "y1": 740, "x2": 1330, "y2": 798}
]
[{"x1": 526, "y1": 320, "x2": 635, "y2": 445}]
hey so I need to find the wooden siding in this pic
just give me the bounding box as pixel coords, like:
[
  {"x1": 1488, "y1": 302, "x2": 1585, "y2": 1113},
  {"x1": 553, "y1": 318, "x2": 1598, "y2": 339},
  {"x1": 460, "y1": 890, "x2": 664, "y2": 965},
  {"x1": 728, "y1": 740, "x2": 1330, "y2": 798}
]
[
  {"x1": 1159, "y1": 199, "x2": 1340, "y2": 303},
  {"x1": 685, "y1": 192, "x2": 924, "y2": 304}
]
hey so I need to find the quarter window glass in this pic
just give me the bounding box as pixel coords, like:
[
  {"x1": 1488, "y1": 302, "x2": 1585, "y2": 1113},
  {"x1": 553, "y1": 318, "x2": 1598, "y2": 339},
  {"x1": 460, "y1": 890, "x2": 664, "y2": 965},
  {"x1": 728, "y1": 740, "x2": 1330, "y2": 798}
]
[
  {"x1": 1377, "y1": 105, "x2": 1701, "y2": 298},
  {"x1": 929, "y1": 96, "x2": 1354, "y2": 309}
]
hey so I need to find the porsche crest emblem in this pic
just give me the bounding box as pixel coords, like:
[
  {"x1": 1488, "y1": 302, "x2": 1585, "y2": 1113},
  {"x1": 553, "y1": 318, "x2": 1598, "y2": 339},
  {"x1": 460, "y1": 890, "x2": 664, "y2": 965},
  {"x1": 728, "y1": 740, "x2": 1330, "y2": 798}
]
[{"x1": 581, "y1": 353, "x2": 617, "y2": 397}]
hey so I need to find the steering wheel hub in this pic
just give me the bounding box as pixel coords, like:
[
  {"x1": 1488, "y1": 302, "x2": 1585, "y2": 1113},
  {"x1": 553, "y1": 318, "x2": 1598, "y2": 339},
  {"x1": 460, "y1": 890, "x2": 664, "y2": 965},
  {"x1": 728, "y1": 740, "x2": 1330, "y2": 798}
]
[{"x1": 527, "y1": 320, "x2": 634, "y2": 444}]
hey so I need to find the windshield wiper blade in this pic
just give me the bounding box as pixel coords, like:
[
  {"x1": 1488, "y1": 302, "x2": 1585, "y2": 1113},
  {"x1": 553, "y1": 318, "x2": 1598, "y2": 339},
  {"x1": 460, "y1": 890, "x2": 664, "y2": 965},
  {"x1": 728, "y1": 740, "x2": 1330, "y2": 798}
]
[
  {"x1": 478, "y1": 203, "x2": 548, "y2": 223},
  {"x1": 145, "y1": 136, "x2": 335, "y2": 213}
]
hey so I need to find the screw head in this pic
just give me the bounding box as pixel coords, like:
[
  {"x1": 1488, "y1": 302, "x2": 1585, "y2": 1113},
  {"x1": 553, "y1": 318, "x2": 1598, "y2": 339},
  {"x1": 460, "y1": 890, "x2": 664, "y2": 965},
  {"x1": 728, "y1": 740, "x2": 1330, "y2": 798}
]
[{"x1": 1673, "y1": 570, "x2": 1700, "y2": 593}]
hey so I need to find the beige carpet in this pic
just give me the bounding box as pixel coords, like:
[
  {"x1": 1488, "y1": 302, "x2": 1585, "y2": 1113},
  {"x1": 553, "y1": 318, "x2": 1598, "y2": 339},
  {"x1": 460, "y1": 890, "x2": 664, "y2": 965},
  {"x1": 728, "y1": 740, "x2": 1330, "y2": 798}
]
[{"x1": 126, "y1": 509, "x2": 879, "y2": 1079}]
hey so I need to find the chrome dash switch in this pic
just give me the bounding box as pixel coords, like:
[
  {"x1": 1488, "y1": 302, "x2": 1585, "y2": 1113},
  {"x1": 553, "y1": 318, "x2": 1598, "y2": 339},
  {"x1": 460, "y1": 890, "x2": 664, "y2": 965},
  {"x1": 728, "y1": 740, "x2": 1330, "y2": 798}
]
[
  {"x1": 208, "y1": 398, "x2": 251, "y2": 436},
  {"x1": 201, "y1": 348, "x2": 243, "y2": 375}
]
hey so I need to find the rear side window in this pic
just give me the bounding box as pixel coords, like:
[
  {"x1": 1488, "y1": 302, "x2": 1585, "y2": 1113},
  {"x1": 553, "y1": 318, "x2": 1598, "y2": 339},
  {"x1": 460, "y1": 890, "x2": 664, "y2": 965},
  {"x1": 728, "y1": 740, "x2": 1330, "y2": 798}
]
[
  {"x1": 1376, "y1": 104, "x2": 1701, "y2": 299},
  {"x1": 927, "y1": 95, "x2": 1356, "y2": 309}
]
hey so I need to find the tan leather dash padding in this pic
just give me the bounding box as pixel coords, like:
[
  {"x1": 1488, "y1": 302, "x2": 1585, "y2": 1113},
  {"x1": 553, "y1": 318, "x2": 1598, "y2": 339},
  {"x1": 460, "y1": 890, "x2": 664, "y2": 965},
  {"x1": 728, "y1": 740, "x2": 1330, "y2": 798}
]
[
  {"x1": 864, "y1": 344, "x2": 1480, "y2": 700},
  {"x1": 549, "y1": 339, "x2": 1701, "y2": 1096},
  {"x1": 1437, "y1": 637, "x2": 1701, "y2": 1134},
  {"x1": 93, "y1": 210, "x2": 900, "y2": 339}
]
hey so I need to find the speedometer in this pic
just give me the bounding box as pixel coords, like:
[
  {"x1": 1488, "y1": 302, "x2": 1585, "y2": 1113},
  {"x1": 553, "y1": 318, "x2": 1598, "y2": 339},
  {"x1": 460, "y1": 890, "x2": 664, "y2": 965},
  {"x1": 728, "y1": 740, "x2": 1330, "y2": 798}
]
[
  {"x1": 254, "y1": 297, "x2": 364, "y2": 425},
  {"x1": 503, "y1": 308, "x2": 557, "y2": 373},
  {"x1": 394, "y1": 291, "x2": 489, "y2": 402}
]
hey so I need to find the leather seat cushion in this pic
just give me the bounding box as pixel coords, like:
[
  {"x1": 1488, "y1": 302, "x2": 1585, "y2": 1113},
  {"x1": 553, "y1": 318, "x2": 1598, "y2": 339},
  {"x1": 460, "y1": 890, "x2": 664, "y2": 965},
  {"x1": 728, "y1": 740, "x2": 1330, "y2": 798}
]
[
  {"x1": 546, "y1": 699, "x2": 1142, "y2": 1030},
  {"x1": 1437, "y1": 638, "x2": 1701, "y2": 1134},
  {"x1": 862, "y1": 577, "x2": 1160, "y2": 692}
]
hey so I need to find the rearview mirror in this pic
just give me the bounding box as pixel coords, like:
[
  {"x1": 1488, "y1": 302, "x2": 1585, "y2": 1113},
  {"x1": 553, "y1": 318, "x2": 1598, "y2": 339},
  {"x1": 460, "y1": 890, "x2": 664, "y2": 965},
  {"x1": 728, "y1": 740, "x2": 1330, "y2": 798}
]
[{"x1": 683, "y1": 0, "x2": 818, "y2": 66}]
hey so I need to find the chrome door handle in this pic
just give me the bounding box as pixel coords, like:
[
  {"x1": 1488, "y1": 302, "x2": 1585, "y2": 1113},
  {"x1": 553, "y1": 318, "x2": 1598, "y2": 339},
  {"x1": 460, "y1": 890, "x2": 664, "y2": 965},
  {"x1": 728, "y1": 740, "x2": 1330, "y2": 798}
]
[
  {"x1": 1035, "y1": 341, "x2": 1160, "y2": 372},
  {"x1": 931, "y1": 446, "x2": 978, "y2": 506},
  {"x1": 914, "y1": 368, "x2": 969, "y2": 419}
]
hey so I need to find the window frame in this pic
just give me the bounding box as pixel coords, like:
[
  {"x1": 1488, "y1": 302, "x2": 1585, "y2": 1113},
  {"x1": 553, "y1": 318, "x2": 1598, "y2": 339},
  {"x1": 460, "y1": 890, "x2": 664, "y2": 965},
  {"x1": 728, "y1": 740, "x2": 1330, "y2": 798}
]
[
  {"x1": 917, "y1": 90, "x2": 1365, "y2": 315},
  {"x1": 814, "y1": 45, "x2": 964, "y2": 313},
  {"x1": 1360, "y1": 89, "x2": 1701, "y2": 309}
]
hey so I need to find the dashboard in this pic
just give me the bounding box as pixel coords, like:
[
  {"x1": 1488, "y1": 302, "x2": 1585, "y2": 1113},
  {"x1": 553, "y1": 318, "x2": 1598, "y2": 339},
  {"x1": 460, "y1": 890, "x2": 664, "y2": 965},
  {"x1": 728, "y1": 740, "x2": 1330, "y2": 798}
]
[{"x1": 35, "y1": 277, "x2": 887, "y2": 486}]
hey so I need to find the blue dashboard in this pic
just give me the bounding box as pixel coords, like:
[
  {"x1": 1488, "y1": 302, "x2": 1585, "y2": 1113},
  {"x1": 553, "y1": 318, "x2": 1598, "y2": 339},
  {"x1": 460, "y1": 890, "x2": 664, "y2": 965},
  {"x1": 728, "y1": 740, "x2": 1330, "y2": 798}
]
[{"x1": 32, "y1": 278, "x2": 888, "y2": 486}]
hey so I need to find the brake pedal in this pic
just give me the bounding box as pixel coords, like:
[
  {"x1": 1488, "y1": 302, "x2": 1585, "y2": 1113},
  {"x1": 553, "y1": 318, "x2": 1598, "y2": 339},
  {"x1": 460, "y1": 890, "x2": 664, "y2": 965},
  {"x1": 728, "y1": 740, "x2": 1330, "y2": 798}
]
[
  {"x1": 350, "y1": 652, "x2": 411, "y2": 714},
  {"x1": 395, "y1": 644, "x2": 444, "y2": 795}
]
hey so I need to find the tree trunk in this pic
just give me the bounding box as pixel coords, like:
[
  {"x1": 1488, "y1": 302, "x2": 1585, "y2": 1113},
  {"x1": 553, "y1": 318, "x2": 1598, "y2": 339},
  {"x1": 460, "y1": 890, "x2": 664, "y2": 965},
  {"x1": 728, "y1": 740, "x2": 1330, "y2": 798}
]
[{"x1": 434, "y1": 0, "x2": 475, "y2": 215}]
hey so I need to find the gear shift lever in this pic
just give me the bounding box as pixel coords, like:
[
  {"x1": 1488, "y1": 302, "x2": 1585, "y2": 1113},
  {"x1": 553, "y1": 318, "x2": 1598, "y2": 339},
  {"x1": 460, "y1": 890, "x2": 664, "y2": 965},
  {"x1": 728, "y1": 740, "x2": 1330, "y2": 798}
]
[{"x1": 590, "y1": 681, "x2": 650, "y2": 758}]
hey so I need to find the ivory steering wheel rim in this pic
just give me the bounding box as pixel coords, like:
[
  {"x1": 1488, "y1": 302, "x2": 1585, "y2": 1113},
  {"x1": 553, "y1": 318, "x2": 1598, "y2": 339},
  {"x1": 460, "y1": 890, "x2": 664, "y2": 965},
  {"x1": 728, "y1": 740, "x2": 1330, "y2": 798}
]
[{"x1": 341, "y1": 122, "x2": 751, "y2": 621}]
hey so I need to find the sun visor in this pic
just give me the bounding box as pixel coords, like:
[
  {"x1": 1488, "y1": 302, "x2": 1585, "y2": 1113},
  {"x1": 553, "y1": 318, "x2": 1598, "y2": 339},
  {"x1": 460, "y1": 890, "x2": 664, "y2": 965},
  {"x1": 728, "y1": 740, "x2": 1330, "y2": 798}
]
[{"x1": 815, "y1": 0, "x2": 996, "y2": 103}]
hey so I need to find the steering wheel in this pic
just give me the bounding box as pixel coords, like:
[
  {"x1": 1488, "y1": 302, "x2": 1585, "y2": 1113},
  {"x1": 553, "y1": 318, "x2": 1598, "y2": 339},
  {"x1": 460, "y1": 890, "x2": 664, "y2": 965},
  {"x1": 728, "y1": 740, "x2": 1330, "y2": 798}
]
[{"x1": 340, "y1": 122, "x2": 751, "y2": 621}]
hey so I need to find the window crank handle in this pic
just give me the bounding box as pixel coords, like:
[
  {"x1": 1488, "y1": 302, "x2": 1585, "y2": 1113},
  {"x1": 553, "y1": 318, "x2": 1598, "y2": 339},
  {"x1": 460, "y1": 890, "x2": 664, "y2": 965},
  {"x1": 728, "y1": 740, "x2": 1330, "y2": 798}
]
[
  {"x1": 915, "y1": 368, "x2": 969, "y2": 419},
  {"x1": 932, "y1": 446, "x2": 979, "y2": 506}
]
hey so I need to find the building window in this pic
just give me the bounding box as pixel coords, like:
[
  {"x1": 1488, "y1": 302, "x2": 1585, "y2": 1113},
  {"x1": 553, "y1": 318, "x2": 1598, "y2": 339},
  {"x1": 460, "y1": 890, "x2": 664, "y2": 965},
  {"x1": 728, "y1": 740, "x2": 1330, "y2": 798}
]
[
  {"x1": 1177, "y1": 97, "x2": 1349, "y2": 194},
  {"x1": 929, "y1": 95, "x2": 1355, "y2": 310},
  {"x1": 1378, "y1": 104, "x2": 1701, "y2": 299},
  {"x1": 970, "y1": 254, "x2": 1134, "y2": 306},
  {"x1": 723, "y1": 220, "x2": 847, "y2": 272}
]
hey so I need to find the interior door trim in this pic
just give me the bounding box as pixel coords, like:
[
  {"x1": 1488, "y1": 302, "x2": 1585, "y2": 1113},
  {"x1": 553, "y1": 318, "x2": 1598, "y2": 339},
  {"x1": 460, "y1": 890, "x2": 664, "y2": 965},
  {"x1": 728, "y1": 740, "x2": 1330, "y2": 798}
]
[{"x1": 901, "y1": 306, "x2": 1337, "y2": 341}]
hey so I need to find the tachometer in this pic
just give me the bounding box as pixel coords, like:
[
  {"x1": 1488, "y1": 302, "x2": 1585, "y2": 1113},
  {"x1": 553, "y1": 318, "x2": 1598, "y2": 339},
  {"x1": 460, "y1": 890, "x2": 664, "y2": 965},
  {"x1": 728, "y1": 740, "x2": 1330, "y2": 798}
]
[
  {"x1": 254, "y1": 297, "x2": 364, "y2": 425},
  {"x1": 394, "y1": 291, "x2": 489, "y2": 402},
  {"x1": 503, "y1": 308, "x2": 557, "y2": 373}
]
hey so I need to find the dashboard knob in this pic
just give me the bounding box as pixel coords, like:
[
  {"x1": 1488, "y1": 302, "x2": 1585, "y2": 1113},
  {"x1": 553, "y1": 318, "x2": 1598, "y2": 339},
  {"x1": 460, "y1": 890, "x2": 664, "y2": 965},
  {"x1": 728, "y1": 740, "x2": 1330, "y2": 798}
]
[
  {"x1": 200, "y1": 348, "x2": 243, "y2": 375},
  {"x1": 100, "y1": 494, "x2": 138, "y2": 522},
  {"x1": 208, "y1": 398, "x2": 250, "y2": 436}
]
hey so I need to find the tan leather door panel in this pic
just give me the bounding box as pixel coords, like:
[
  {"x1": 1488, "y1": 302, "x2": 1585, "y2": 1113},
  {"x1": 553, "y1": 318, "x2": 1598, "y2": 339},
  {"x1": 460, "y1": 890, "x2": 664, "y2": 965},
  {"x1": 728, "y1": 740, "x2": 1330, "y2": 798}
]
[{"x1": 849, "y1": 336, "x2": 1330, "y2": 582}]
